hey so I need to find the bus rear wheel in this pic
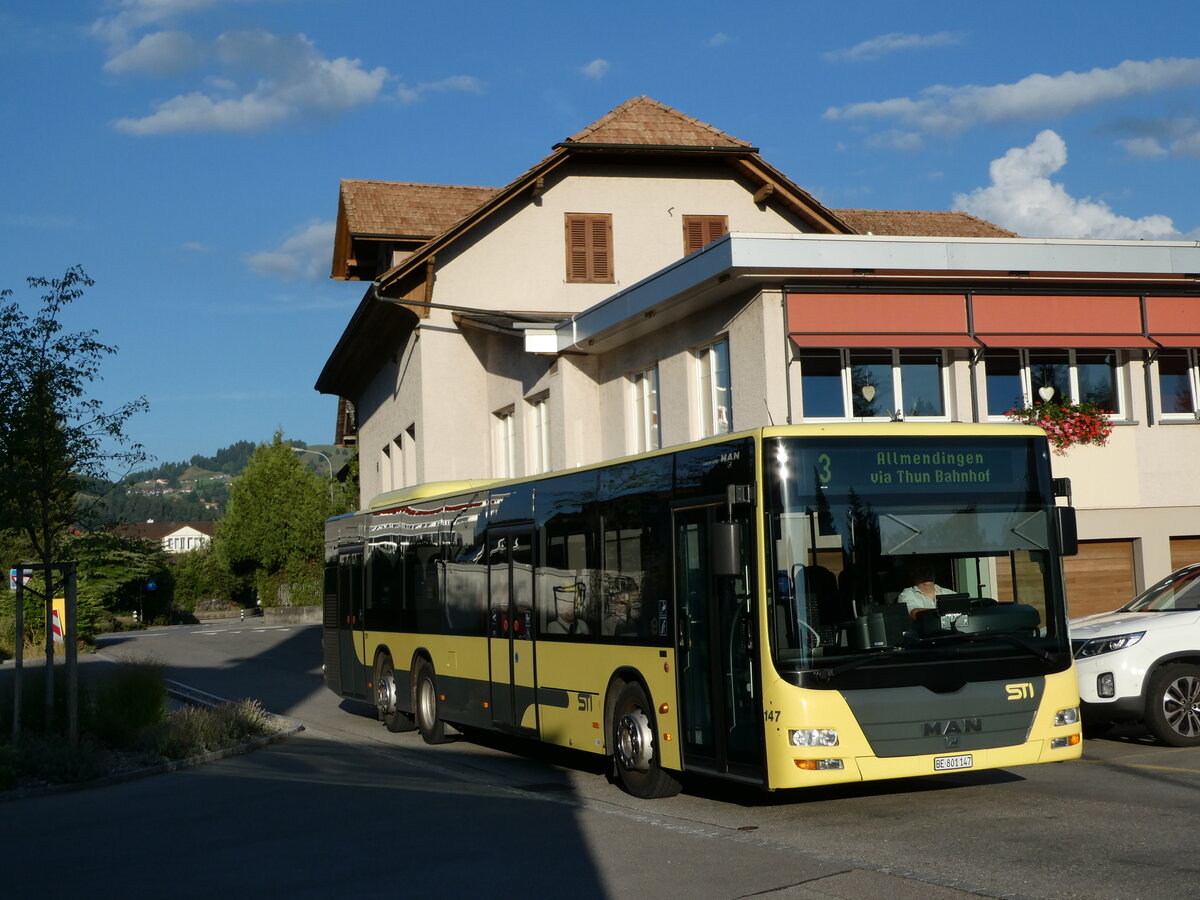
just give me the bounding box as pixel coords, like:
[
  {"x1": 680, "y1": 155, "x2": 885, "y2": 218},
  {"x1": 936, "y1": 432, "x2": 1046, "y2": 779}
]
[
  {"x1": 414, "y1": 659, "x2": 448, "y2": 744},
  {"x1": 611, "y1": 682, "x2": 681, "y2": 799},
  {"x1": 375, "y1": 654, "x2": 416, "y2": 733}
]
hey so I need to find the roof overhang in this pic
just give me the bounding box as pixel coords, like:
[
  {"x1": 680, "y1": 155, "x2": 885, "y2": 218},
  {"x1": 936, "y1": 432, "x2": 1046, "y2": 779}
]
[
  {"x1": 315, "y1": 287, "x2": 419, "y2": 398},
  {"x1": 549, "y1": 233, "x2": 1200, "y2": 355}
]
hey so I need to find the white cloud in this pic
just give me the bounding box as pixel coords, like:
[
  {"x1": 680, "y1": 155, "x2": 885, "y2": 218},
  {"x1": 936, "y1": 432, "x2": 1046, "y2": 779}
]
[
  {"x1": 396, "y1": 75, "x2": 484, "y2": 105},
  {"x1": 825, "y1": 57, "x2": 1200, "y2": 133},
  {"x1": 824, "y1": 31, "x2": 965, "y2": 63},
  {"x1": 704, "y1": 33, "x2": 731, "y2": 48},
  {"x1": 112, "y1": 31, "x2": 388, "y2": 134},
  {"x1": 1111, "y1": 116, "x2": 1200, "y2": 159},
  {"x1": 952, "y1": 130, "x2": 1181, "y2": 239},
  {"x1": 103, "y1": 30, "x2": 202, "y2": 75},
  {"x1": 246, "y1": 221, "x2": 336, "y2": 281},
  {"x1": 92, "y1": 0, "x2": 229, "y2": 49},
  {"x1": 1119, "y1": 137, "x2": 1169, "y2": 158},
  {"x1": 1172, "y1": 130, "x2": 1200, "y2": 157},
  {"x1": 581, "y1": 59, "x2": 610, "y2": 81}
]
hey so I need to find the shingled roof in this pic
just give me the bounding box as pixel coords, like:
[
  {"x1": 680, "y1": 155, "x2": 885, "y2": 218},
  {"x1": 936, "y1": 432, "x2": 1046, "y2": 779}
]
[
  {"x1": 340, "y1": 180, "x2": 500, "y2": 238},
  {"x1": 563, "y1": 96, "x2": 753, "y2": 149},
  {"x1": 833, "y1": 209, "x2": 1020, "y2": 238}
]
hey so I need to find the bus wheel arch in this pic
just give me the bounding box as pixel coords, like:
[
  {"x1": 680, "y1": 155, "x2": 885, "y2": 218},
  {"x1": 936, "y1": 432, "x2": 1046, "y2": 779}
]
[
  {"x1": 373, "y1": 648, "x2": 416, "y2": 733},
  {"x1": 605, "y1": 673, "x2": 682, "y2": 799},
  {"x1": 411, "y1": 654, "x2": 449, "y2": 744}
]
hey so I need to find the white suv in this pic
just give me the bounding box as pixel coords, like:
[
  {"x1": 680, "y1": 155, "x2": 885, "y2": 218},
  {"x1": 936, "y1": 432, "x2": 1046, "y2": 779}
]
[{"x1": 1070, "y1": 563, "x2": 1200, "y2": 746}]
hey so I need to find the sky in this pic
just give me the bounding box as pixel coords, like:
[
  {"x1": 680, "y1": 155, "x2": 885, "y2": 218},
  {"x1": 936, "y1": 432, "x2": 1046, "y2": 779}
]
[{"x1": 3, "y1": 0, "x2": 1199, "y2": 472}]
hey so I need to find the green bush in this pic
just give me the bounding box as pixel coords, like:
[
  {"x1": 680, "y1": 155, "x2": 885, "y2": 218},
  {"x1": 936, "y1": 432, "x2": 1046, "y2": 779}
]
[
  {"x1": 151, "y1": 699, "x2": 273, "y2": 760},
  {"x1": 85, "y1": 660, "x2": 169, "y2": 746},
  {"x1": 0, "y1": 661, "x2": 280, "y2": 792}
]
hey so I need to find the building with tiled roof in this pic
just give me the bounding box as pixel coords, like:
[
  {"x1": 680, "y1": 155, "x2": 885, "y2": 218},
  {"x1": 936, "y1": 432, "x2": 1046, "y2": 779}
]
[
  {"x1": 831, "y1": 209, "x2": 1019, "y2": 238},
  {"x1": 111, "y1": 521, "x2": 216, "y2": 554},
  {"x1": 318, "y1": 97, "x2": 1200, "y2": 610}
]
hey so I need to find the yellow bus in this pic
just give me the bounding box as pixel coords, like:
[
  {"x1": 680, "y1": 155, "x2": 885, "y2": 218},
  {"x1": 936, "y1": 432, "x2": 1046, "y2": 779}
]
[{"x1": 323, "y1": 424, "x2": 1082, "y2": 798}]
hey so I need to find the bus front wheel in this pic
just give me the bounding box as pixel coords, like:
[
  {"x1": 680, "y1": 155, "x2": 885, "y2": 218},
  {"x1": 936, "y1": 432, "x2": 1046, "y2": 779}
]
[
  {"x1": 611, "y1": 681, "x2": 681, "y2": 799},
  {"x1": 414, "y1": 659, "x2": 448, "y2": 744},
  {"x1": 375, "y1": 654, "x2": 416, "y2": 734}
]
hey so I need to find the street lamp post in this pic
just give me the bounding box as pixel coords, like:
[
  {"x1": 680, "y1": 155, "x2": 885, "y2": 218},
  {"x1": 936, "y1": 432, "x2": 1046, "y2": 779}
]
[{"x1": 291, "y1": 447, "x2": 335, "y2": 502}]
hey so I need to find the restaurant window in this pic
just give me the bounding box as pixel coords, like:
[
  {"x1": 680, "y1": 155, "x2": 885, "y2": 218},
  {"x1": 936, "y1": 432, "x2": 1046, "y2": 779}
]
[
  {"x1": 798, "y1": 349, "x2": 947, "y2": 420},
  {"x1": 982, "y1": 349, "x2": 1122, "y2": 419},
  {"x1": 1158, "y1": 350, "x2": 1200, "y2": 419}
]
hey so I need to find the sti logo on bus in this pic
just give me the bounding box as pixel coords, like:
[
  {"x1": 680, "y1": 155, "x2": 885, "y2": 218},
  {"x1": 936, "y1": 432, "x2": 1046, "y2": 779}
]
[
  {"x1": 923, "y1": 718, "x2": 982, "y2": 737},
  {"x1": 1006, "y1": 682, "x2": 1035, "y2": 700}
]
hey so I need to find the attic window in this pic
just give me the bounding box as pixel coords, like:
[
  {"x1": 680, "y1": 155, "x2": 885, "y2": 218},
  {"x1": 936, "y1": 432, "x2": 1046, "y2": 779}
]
[
  {"x1": 565, "y1": 213, "x2": 613, "y2": 283},
  {"x1": 683, "y1": 215, "x2": 728, "y2": 255}
]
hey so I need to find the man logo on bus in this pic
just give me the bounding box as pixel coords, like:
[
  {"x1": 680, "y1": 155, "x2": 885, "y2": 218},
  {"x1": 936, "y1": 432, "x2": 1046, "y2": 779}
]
[{"x1": 922, "y1": 718, "x2": 982, "y2": 737}]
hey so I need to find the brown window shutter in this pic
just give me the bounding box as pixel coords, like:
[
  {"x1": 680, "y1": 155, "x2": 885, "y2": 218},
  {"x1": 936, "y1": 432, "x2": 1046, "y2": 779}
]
[
  {"x1": 565, "y1": 213, "x2": 614, "y2": 282},
  {"x1": 683, "y1": 215, "x2": 728, "y2": 255}
]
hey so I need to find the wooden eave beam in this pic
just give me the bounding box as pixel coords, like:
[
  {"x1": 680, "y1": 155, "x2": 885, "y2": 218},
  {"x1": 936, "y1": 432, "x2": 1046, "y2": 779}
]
[{"x1": 729, "y1": 157, "x2": 853, "y2": 234}]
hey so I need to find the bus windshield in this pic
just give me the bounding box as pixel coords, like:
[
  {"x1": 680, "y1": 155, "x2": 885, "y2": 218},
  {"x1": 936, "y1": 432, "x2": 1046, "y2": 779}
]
[{"x1": 765, "y1": 435, "x2": 1072, "y2": 686}]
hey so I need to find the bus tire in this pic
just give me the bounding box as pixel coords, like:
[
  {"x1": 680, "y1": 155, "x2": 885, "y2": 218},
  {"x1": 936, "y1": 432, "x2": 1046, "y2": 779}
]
[
  {"x1": 414, "y1": 658, "x2": 448, "y2": 745},
  {"x1": 375, "y1": 654, "x2": 416, "y2": 733},
  {"x1": 610, "y1": 681, "x2": 681, "y2": 799},
  {"x1": 1145, "y1": 663, "x2": 1200, "y2": 747}
]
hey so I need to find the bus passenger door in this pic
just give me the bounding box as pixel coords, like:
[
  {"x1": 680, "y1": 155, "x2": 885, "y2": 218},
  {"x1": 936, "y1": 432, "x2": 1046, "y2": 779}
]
[
  {"x1": 337, "y1": 549, "x2": 367, "y2": 699},
  {"x1": 487, "y1": 530, "x2": 537, "y2": 736},
  {"x1": 674, "y1": 505, "x2": 762, "y2": 780}
]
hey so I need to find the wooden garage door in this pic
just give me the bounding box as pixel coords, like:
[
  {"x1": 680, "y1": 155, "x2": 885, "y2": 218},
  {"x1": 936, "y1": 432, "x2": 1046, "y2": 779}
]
[
  {"x1": 1063, "y1": 540, "x2": 1136, "y2": 619},
  {"x1": 1170, "y1": 537, "x2": 1200, "y2": 571}
]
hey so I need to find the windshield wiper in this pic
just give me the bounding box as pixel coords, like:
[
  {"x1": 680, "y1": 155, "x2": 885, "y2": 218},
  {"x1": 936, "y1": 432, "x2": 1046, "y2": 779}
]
[
  {"x1": 812, "y1": 648, "x2": 900, "y2": 682},
  {"x1": 909, "y1": 629, "x2": 1054, "y2": 661}
]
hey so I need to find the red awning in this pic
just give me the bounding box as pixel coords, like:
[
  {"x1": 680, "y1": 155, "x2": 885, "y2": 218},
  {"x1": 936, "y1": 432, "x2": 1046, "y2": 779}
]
[
  {"x1": 971, "y1": 295, "x2": 1156, "y2": 348},
  {"x1": 1145, "y1": 296, "x2": 1200, "y2": 348},
  {"x1": 785, "y1": 291, "x2": 1196, "y2": 350},
  {"x1": 786, "y1": 293, "x2": 977, "y2": 348}
]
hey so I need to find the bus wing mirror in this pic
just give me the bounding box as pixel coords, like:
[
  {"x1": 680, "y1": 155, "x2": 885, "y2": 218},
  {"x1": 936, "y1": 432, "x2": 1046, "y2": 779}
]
[
  {"x1": 711, "y1": 522, "x2": 742, "y2": 577},
  {"x1": 1056, "y1": 506, "x2": 1078, "y2": 557}
]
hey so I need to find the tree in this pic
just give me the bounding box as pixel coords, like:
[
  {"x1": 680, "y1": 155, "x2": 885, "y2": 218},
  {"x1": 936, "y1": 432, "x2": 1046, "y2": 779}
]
[
  {"x1": 170, "y1": 541, "x2": 248, "y2": 614},
  {"x1": 0, "y1": 266, "x2": 148, "y2": 645},
  {"x1": 65, "y1": 532, "x2": 172, "y2": 635},
  {"x1": 215, "y1": 433, "x2": 332, "y2": 607}
]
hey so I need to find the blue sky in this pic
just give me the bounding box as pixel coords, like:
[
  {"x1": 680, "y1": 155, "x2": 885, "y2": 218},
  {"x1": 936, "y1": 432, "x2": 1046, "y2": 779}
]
[{"x1": 3, "y1": 0, "x2": 1199, "y2": 472}]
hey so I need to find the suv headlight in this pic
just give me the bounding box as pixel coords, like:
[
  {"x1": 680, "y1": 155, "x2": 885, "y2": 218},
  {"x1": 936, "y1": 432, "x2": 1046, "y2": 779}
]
[{"x1": 1074, "y1": 631, "x2": 1144, "y2": 658}]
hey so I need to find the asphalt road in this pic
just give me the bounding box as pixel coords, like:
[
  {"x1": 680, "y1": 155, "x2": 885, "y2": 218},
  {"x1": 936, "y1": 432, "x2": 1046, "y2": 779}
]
[{"x1": 4, "y1": 621, "x2": 1199, "y2": 899}]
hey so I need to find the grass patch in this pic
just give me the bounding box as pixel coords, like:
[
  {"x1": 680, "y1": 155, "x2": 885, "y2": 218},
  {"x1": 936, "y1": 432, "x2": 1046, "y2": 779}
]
[{"x1": 0, "y1": 660, "x2": 281, "y2": 793}]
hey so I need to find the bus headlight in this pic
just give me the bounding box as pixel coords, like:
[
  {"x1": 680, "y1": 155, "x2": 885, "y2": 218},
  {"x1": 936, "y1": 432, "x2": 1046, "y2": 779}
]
[
  {"x1": 1054, "y1": 707, "x2": 1080, "y2": 726},
  {"x1": 789, "y1": 728, "x2": 839, "y2": 747}
]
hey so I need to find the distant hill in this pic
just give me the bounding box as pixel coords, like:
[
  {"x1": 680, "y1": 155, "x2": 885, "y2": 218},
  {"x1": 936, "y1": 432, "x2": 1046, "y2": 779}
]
[{"x1": 83, "y1": 439, "x2": 354, "y2": 527}]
